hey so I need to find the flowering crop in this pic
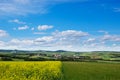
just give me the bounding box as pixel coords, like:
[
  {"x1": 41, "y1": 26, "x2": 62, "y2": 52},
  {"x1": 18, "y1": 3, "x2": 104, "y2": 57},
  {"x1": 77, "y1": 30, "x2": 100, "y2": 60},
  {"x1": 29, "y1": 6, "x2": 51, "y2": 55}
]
[{"x1": 0, "y1": 61, "x2": 62, "y2": 80}]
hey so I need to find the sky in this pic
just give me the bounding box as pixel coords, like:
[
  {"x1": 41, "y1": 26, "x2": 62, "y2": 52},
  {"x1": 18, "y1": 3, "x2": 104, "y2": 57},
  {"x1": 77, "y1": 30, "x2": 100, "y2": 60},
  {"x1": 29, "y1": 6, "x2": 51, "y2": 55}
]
[{"x1": 0, "y1": 0, "x2": 120, "y2": 51}]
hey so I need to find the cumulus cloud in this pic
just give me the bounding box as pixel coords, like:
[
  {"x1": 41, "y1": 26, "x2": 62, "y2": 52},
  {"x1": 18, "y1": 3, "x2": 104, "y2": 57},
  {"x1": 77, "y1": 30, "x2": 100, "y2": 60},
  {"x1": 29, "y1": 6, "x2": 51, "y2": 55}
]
[
  {"x1": 1, "y1": 39, "x2": 35, "y2": 49},
  {"x1": 32, "y1": 30, "x2": 89, "y2": 48},
  {"x1": 53, "y1": 30, "x2": 89, "y2": 37},
  {"x1": 85, "y1": 38, "x2": 96, "y2": 43},
  {"x1": 0, "y1": 30, "x2": 8, "y2": 37},
  {"x1": 38, "y1": 25, "x2": 53, "y2": 31},
  {"x1": 102, "y1": 34, "x2": 120, "y2": 42},
  {"x1": 35, "y1": 36, "x2": 54, "y2": 43},
  {"x1": 50, "y1": 30, "x2": 89, "y2": 46},
  {"x1": 0, "y1": 37, "x2": 120, "y2": 51},
  {"x1": 18, "y1": 25, "x2": 29, "y2": 30},
  {"x1": 0, "y1": 29, "x2": 120, "y2": 51},
  {"x1": 0, "y1": 41, "x2": 6, "y2": 46},
  {"x1": 10, "y1": 39, "x2": 34, "y2": 46},
  {"x1": 9, "y1": 19, "x2": 25, "y2": 24},
  {"x1": 0, "y1": 30, "x2": 89, "y2": 50}
]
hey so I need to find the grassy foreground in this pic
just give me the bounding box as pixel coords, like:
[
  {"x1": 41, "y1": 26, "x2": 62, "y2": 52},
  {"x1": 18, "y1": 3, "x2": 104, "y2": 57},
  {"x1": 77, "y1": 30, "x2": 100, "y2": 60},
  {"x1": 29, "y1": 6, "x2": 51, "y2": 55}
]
[
  {"x1": 62, "y1": 62, "x2": 120, "y2": 80},
  {"x1": 0, "y1": 61, "x2": 62, "y2": 80}
]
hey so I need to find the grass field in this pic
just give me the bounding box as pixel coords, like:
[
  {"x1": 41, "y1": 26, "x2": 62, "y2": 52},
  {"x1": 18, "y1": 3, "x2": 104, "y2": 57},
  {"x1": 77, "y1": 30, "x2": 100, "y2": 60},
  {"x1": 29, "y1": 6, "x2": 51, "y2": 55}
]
[
  {"x1": 0, "y1": 61, "x2": 62, "y2": 80},
  {"x1": 62, "y1": 62, "x2": 120, "y2": 80}
]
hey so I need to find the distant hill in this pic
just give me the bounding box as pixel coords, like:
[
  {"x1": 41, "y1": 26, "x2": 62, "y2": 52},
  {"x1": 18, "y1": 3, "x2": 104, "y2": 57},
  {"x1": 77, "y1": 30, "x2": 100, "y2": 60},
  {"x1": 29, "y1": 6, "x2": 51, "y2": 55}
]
[
  {"x1": 55, "y1": 50, "x2": 67, "y2": 52},
  {"x1": 0, "y1": 49, "x2": 120, "y2": 53}
]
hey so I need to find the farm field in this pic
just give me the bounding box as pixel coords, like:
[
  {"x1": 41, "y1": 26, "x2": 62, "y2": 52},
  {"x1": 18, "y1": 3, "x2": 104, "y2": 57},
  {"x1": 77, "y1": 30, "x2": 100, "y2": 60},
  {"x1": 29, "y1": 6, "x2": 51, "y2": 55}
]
[
  {"x1": 0, "y1": 61, "x2": 62, "y2": 80},
  {"x1": 0, "y1": 61, "x2": 120, "y2": 80},
  {"x1": 62, "y1": 62, "x2": 120, "y2": 80}
]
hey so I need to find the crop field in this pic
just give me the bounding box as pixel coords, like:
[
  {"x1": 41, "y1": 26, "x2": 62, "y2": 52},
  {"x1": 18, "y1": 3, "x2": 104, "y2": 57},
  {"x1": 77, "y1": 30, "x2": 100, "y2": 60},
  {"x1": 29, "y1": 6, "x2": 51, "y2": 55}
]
[
  {"x1": 0, "y1": 61, "x2": 120, "y2": 80},
  {"x1": 0, "y1": 61, "x2": 62, "y2": 80},
  {"x1": 62, "y1": 62, "x2": 120, "y2": 80}
]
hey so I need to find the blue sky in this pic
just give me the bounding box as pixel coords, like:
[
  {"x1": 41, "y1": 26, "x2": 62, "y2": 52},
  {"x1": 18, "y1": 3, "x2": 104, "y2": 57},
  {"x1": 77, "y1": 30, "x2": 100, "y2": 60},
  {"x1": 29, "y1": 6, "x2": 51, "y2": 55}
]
[{"x1": 0, "y1": 0, "x2": 120, "y2": 51}]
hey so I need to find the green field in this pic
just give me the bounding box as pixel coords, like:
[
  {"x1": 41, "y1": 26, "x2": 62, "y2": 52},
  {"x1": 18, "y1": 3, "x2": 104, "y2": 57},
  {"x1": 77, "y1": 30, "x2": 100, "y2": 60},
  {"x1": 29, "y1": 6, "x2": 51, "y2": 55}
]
[
  {"x1": 0, "y1": 61, "x2": 120, "y2": 80},
  {"x1": 62, "y1": 62, "x2": 120, "y2": 80}
]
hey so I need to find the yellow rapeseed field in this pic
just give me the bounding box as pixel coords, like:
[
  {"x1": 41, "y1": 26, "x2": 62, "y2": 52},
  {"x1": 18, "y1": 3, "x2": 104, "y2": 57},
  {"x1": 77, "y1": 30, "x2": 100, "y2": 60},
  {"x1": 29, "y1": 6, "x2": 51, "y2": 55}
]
[{"x1": 0, "y1": 61, "x2": 62, "y2": 80}]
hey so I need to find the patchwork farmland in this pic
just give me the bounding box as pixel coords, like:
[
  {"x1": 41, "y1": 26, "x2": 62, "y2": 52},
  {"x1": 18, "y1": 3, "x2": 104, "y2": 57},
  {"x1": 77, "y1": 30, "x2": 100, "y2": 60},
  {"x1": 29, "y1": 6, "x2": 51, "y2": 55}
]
[{"x1": 0, "y1": 61, "x2": 120, "y2": 80}]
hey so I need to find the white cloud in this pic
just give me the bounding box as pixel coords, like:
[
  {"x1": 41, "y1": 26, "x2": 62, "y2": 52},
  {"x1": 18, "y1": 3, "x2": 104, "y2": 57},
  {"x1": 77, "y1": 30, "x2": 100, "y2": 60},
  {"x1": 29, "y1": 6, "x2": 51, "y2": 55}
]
[
  {"x1": 9, "y1": 19, "x2": 25, "y2": 24},
  {"x1": 0, "y1": 36, "x2": 120, "y2": 51},
  {"x1": 35, "y1": 36, "x2": 54, "y2": 43},
  {"x1": 98, "y1": 30, "x2": 108, "y2": 34},
  {"x1": 102, "y1": 34, "x2": 120, "y2": 42},
  {"x1": 0, "y1": 0, "x2": 88, "y2": 16},
  {"x1": 50, "y1": 30, "x2": 89, "y2": 46},
  {"x1": 10, "y1": 39, "x2": 34, "y2": 45},
  {"x1": 53, "y1": 30, "x2": 89, "y2": 38},
  {"x1": 32, "y1": 30, "x2": 89, "y2": 48},
  {"x1": 31, "y1": 27, "x2": 34, "y2": 31},
  {"x1": 0, "y1": 41, "x2": 6, "y2": 46},
  {"x1": 2, "y1": 39, "x2": 35, "y2": 49},
  {"x1": 113, "y1": 44, "x2": 117, "y2": 46},
  {"x1": 85, "y1": 38, "x2": 96, "y2": 43},
  {"x1": 0, "y1": 0, "x2": 47, "y2": 15},
  {"x1": 0, "y1": 29, "x2": 88, "y2": 50},
  {"x1": 0, "y1": 30, "x2": 8, "y2": 37},
  {"x1": 18, "y1": 25, "x2": 29, "y2": 30},
  {"x1": 0, "y1": 29, "x2": 120, "y2": 51},
  {"x1": 38, "y1": 25, "x2": 53, "y2": 31}
]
